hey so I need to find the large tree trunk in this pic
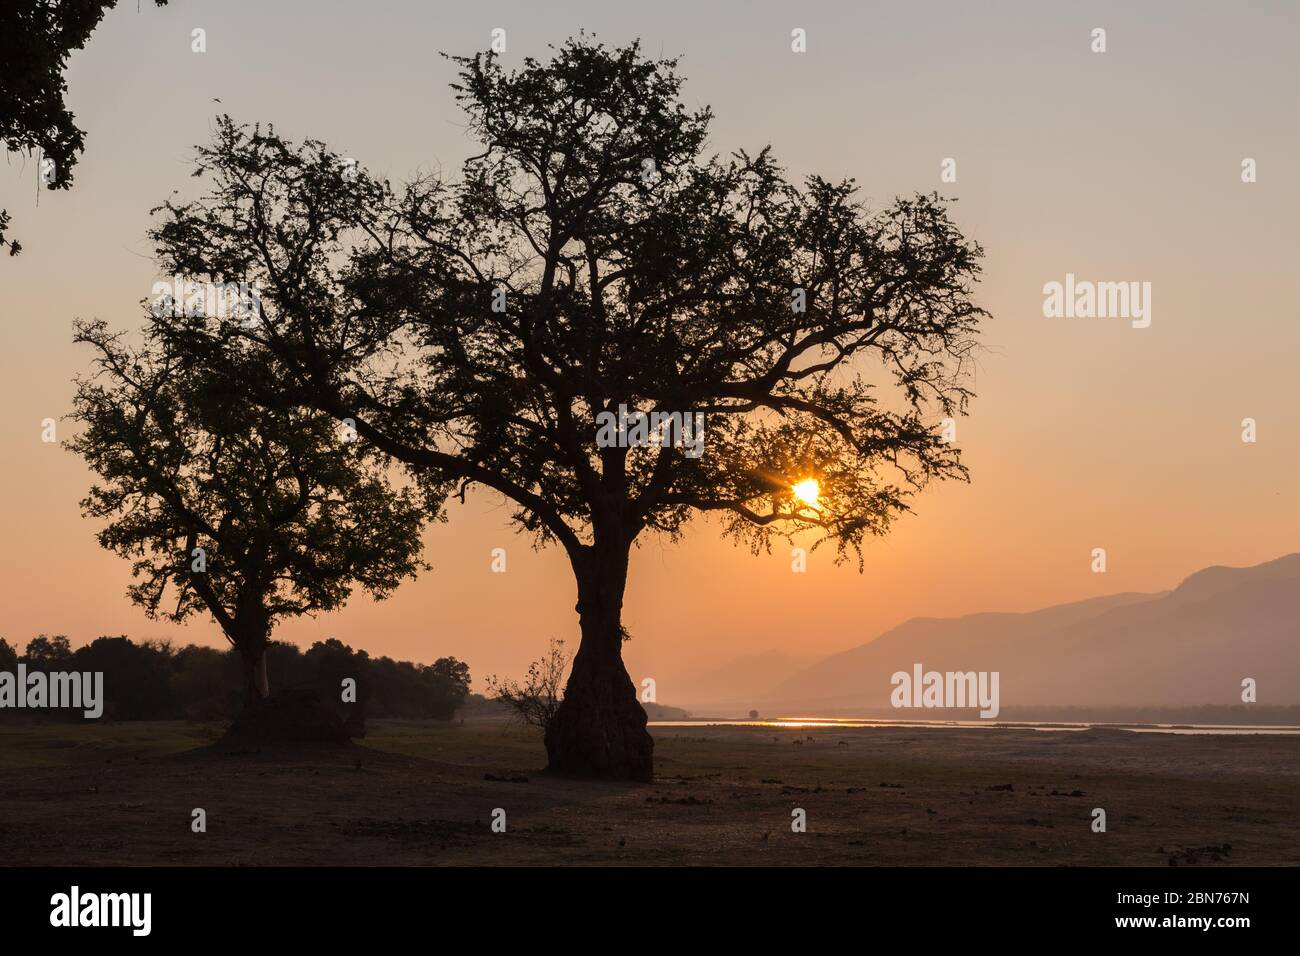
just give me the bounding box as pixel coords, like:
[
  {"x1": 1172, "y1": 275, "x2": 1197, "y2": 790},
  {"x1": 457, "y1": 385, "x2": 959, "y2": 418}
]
[
  {"x1": 545, "y1": 544, "x2": 653, "y2": 781},
  {"x1": 254, "y1": 653, "x2": 269, "y2": 699},
  {"x1": 239, "y1": 639, "x2": 270, "y2": 712}
]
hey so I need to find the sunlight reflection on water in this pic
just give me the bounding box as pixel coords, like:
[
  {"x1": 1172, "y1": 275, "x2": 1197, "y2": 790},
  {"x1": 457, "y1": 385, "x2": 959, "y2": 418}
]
[{"x1": 648, "y1": 718, "x2": 1300, "y2": 736}]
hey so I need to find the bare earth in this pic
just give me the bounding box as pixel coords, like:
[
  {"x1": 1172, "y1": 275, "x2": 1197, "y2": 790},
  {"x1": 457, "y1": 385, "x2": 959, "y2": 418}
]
[{"x1": 1, "y1": 719, "x2": 1297, "y2": 866}]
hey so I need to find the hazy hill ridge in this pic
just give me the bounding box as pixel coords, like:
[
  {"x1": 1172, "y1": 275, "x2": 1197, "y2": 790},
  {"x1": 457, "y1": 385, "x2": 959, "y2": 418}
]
[{"x1": 759, "y1": 554, "x2": 1300, "y2": 711}]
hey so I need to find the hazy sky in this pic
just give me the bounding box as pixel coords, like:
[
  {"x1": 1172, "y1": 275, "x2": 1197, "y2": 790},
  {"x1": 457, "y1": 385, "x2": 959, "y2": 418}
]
[{"x1": 2, "y1": 0, "x2": 1297, "y2": 694}]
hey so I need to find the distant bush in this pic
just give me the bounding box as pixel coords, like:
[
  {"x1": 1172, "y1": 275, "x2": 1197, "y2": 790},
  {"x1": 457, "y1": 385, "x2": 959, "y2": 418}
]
[{"x1": 485, "y1": 638, "x2": 570, "y2": 734}]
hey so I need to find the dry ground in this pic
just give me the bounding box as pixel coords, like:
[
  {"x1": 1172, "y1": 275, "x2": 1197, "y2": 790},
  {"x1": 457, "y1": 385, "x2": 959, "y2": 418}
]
[{"x1": 1, "y1": 719, "x2": 1296, "y2": 866}]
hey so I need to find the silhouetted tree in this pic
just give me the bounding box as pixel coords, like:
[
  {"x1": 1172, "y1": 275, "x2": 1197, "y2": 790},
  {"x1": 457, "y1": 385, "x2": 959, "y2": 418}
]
[
  {"x1": 425, "y1": 656, "x2": 472, "y2": 719},
  {"x1": 68, "y1": 322, "x2": 430, "y2": 712},
  {"x1": 0, "y1": 638, "x2": 19, "y2": 671},
  {"x1": 145, "y1": 37, "x2": 986, "y2": 778},
  {"x1": 0, "y1": 1, "x2": 168, "y2": 254},
  {"x1": 22, "y1": 634, "x2": 73, "y2": 669},
  {"x1": 169, "y1": 643, "x2": 229, "y2": 719},
  {"x1": 72, "y1": 636, "x2": 177, "y2": 720},
  {"x1": 302, "y1": 637, "x2": 365, "y2": 729},
  {"x1": 298, "y1": 640, "x2": 472, "y2": 723}
]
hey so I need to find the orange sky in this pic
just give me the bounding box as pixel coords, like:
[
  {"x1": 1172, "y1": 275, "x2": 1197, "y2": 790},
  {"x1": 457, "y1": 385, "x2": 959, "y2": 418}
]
[{"x1": 2, "y1": 1, "x2": 1297, "y2": 695}]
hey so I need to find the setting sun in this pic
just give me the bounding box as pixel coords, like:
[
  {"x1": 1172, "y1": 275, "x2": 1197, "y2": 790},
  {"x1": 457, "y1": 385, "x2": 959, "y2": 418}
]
[{"x1": 792, "y1": 478, "x2": 821, "y2": 507}]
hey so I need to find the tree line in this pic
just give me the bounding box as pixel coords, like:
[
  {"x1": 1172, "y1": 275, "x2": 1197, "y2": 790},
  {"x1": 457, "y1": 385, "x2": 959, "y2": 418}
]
[{"x1": 0, "y1": 634, "x2": 470, "y2": 723}]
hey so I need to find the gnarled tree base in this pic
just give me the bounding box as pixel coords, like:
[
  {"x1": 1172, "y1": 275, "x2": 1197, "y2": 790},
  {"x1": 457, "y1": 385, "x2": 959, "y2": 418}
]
[
  {"x1": 222, "y1": 688, "x2": 351, "y2": 746},
  {"x1": 545, "y1": 676, "x2": 653, "y2": 781}
]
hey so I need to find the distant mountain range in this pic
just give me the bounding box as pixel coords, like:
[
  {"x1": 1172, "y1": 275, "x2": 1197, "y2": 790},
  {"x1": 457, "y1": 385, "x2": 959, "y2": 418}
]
[{"x1": 686, "y1": 554, "x2": 1300, "y2": 715}]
